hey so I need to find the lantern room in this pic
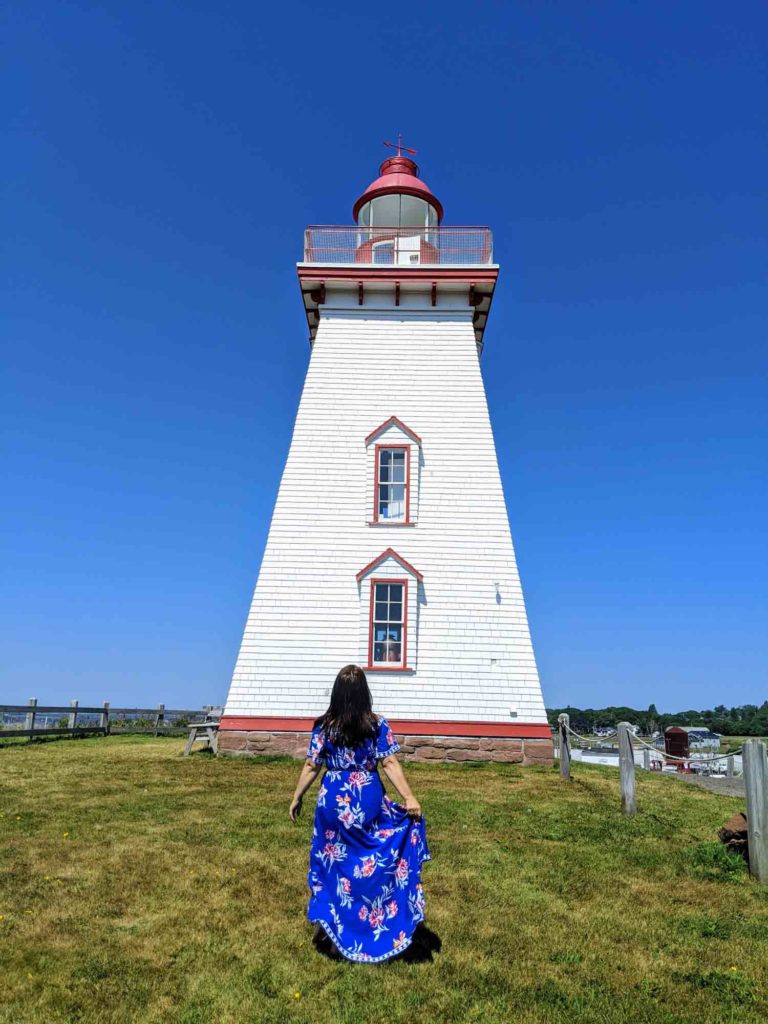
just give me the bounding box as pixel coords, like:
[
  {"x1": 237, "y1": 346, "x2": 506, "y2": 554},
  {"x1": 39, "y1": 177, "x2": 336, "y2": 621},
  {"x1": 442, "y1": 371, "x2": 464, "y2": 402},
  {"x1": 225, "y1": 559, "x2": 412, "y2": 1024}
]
[
  {"x1": 353, "y1": 154, "x2": 443, "y2": 229},
  {"x1": 352, "y1": 152, "x2": 443, "y2": 266},
  {"x1": 298, "y1": 144, "x2": 498, "y2": 350}
]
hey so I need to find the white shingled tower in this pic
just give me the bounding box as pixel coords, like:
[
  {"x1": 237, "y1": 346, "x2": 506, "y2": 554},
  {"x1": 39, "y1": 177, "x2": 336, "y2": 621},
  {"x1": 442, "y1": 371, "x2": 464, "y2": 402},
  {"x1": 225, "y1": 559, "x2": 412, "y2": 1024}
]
[{"x1": 219, "y1": 142, "x2": 552, "y2": 764}]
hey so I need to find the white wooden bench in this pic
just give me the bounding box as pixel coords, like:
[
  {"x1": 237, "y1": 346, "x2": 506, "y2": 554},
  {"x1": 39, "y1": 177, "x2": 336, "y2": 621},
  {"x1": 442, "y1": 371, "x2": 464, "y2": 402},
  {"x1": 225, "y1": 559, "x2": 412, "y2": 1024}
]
[{"x1": 183, "y1": 718, "x2": 219, "y2": 755}]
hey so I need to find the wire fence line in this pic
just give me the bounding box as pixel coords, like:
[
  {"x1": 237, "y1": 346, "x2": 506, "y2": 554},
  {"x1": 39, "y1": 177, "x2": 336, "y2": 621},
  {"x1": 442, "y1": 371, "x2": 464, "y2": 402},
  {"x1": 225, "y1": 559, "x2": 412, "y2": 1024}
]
[
  {"x1": 561, "y1": 721, "x2": 743, "y2": 764},
  {"x1": 629, "y1": 730, "x2": 744, "y2": 763},
  {"x1": 556, "y1": 714, "x2": 768, "y2": 883},
  {"x1": 562, "y1": 724, "x2": 618, "y2": 743}
]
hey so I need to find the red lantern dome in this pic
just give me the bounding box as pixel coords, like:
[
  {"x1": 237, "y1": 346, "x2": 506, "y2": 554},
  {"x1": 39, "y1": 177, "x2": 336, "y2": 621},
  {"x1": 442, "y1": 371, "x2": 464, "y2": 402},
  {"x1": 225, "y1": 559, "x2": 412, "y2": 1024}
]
[{"x1": 352, "y1": 155, "x2": 444, "y2": 226}]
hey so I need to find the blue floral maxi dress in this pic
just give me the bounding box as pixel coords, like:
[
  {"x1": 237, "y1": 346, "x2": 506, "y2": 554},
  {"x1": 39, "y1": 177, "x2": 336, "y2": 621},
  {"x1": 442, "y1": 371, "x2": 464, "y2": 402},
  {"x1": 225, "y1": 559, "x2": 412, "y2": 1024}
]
[{"x1": 305, "y1": 716, "x2": 431, "y2": 963}]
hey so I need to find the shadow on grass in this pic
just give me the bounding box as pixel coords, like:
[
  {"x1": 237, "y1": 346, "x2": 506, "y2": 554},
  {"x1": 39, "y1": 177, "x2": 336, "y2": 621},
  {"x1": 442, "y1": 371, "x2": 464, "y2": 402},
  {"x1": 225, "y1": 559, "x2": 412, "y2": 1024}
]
[{"x1": 313, "y1": 922, "x2": 443, "y2": 964}]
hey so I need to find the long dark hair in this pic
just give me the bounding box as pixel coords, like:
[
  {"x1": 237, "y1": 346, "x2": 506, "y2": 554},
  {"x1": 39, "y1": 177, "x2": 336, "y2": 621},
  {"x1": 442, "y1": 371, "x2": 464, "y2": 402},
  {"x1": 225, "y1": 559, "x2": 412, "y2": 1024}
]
[{"x1": 314, "y1": 665, "x2": 378, "y2": 747}]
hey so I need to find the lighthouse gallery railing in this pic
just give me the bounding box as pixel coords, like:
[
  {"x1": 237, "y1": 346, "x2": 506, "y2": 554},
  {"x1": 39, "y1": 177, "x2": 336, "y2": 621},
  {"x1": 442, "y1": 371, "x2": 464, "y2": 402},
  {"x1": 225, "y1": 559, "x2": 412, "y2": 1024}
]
[{"x1": 303, "y1": 226, "x2": 493, "y2": 266}]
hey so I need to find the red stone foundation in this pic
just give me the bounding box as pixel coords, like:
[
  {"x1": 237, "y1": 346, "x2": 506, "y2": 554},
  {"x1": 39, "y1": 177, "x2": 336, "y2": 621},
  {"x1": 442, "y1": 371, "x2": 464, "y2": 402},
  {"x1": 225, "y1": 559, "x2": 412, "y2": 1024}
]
[{"x1": 217, "y1": 730, "x2": 554, "y2": 766}]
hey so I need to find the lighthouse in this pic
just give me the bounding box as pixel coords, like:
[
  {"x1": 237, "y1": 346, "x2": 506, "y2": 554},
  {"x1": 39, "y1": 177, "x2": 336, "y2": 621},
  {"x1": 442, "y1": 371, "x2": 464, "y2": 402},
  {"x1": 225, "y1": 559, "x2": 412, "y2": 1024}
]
[{"x1": 219, "y1": 143, "x2": 553, "y2": 765}]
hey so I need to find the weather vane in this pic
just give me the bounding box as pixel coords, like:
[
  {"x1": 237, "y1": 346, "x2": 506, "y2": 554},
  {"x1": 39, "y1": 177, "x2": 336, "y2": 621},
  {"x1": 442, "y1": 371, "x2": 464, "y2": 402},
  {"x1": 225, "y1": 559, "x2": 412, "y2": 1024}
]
[{"x1": 383, "y1": 133, "x2": 417, "y2": 158}]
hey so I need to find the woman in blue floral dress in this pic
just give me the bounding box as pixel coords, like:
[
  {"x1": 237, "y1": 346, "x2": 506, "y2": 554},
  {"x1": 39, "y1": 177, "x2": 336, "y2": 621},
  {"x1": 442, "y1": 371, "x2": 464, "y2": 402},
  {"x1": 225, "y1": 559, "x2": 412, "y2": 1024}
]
[{"x1": 289, "y1": 665, "x2": 431, "y2": 963}]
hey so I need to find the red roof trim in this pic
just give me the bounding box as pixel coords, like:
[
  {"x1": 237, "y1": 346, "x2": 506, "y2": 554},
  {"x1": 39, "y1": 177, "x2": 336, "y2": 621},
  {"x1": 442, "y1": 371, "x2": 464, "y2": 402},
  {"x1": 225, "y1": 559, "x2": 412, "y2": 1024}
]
[
  {"x1": 298, "y1": 267, "x2": 498, "y2": 284},
  {"x1": 220, "y1": 715, "x2": 553, "y2": 739},
  {"x1": 356, "y1": 547, "x2": 423, "y2": 582},
  {"x1": 365, "y1": 416, "x2": 422, "y2": 447}
]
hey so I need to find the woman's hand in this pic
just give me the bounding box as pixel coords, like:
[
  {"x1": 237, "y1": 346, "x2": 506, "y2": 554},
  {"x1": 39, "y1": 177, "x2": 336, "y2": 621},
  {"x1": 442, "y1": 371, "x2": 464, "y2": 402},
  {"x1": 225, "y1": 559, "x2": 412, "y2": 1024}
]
[
  {"x1": 380, "y1": 755, "x2": 422, "y2": 819},
  {"x1": 289, "y1": 760, "x2": 322, "y2": 822},
  {"x1": 404, "y1": 795, "x2": 421, "y2": 819}
]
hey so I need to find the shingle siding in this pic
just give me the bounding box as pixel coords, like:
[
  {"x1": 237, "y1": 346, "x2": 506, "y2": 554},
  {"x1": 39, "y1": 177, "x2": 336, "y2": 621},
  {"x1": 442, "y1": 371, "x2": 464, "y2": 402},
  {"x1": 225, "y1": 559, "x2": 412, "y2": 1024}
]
[{"x1": 225, "y1": 300, "x2": 547, "y2": 725}]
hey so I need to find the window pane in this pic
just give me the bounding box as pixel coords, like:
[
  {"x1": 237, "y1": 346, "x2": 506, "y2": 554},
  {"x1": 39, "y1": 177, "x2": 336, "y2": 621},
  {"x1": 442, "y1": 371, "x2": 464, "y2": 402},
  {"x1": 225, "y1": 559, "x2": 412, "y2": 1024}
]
[
  {"x1": 373, "y1": 642, "x2": 386, "y2": 662},
  {"x1": 390, "y1": 484, "x2": 405, "y2": 503},
  {"x1": 391, "y1": 463, "x2": 405, "y2": 483},
  {"x1": 379, "y1": 460, "x2": 390, "y2": 482},
  {"x1": 399, "y1": 195, "x2": 429, "y2": 228},
  {"x1": 373, "y1": 242, "x2": 394, "y2": 264},
  {"x1": 388, "y1": 602, "x2": 402, "y2": 623},
  {"x1": 386, "y1": 642, "x2": 402, "y2": 662},
  {"x1": 374, "y1": 583, "x2": 388, "y2": 601},
  {"x1": 387, "y1": 488, "x2": 405, "y2": 520},
  {"x1": 374, "y1": 626, "x2": 389, "y2": 642},
  {"x1": 375, "y1": 603, "x2": 388, "y2": 622},
  {"x1": 370, "y1": 194, "x2": 400, "y2": 226},
  {"x1": 388, "y1": 584, "x2": 403, "y2": 602},
  {"x1": 386, "y1": 625, "x2": 402, "y2": 642}
]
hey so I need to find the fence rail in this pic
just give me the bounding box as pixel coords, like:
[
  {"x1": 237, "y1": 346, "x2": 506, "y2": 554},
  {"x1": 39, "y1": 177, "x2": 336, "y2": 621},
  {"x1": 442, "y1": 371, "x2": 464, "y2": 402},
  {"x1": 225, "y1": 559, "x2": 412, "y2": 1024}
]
[
  {"x1": 0, "y1": 699, "x2": 221, "y2": 742},
  {"x1": 302, "y1": 225, "x2": 494, "y2": 266}
]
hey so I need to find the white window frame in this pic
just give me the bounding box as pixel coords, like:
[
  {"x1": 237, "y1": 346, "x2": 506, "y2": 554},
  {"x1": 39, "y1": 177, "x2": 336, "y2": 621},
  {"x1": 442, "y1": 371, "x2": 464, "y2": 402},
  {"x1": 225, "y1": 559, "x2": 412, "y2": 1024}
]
[{"x1": 375, "y1": 445, "x2": 409, "y2": 524}]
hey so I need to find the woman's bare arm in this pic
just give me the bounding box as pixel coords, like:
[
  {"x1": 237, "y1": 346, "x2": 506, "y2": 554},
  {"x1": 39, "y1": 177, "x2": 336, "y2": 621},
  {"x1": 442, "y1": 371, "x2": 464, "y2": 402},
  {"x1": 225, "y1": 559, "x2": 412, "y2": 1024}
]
[
  {"x1": 289, "y1": 759, "x2": 322, "y2": 822},
  {"x1": 380, "y1": 754, "x2": 421, "y2": 817}
]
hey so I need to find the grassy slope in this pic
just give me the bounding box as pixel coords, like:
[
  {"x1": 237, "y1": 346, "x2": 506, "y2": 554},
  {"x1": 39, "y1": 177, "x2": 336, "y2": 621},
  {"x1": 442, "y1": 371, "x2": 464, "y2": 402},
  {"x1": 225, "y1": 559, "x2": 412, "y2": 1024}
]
[{"x1": 1, "y1": 736, "x2": 766, "y2": 1024}]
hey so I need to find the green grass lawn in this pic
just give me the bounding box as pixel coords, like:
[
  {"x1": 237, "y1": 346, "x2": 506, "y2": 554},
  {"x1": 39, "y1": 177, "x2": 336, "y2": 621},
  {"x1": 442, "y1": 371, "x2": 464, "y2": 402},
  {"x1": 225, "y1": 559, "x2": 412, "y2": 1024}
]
[{"x1": 1, "y1": 735, "x2": 766, "y2": 1024}]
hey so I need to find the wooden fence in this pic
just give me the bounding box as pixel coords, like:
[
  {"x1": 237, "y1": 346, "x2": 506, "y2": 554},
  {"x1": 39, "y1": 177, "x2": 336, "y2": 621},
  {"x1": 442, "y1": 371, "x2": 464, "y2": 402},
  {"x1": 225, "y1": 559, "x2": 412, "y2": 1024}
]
[
  {"x1": 0, "y1": 700, "x2": 221, "y2": 741},
  {"x1": 556, "y1": 713, "x2": 768, "y2": 883}
]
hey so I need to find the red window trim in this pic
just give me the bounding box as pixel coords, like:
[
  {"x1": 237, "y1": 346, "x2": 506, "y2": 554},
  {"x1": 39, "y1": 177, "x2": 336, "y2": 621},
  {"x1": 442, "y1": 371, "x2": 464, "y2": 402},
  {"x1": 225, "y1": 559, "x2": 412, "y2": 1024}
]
[
  {"x1": 364, "y1": 416, "x2": 422, "y2": 447},
  {"x1": 368, "y1": 577, "x2": 408, "y2": 671},
  {"x1": 361, "y1": 665, "x2": 415, "y2": 673},
  {"x1": 356, "y1": 548, "x2": 424, "y2": 583},
  {"x1": 367, "y1": 522, "x2": 417, "y2": 528},
  {"x1": 373, "y1": 444, "x2": 411, "y2": 525}
]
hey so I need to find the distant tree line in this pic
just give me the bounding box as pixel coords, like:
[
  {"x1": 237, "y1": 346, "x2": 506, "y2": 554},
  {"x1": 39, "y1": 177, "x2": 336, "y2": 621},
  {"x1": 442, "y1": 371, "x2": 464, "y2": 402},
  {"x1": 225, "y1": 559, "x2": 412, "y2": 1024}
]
[{"x1": 545, "y1": 702, "x2": 768, "y2": 737}]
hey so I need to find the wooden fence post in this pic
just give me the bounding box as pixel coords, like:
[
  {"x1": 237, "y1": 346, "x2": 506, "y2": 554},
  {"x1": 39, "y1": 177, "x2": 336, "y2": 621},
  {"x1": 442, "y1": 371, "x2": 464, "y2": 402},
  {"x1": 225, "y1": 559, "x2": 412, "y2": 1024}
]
[
  {"x1": 101, "y1": 701, "x2": 110, "y2": 736},
  {"x1": 154, "y1": 703, "x2": 165, "y2": 736},
  {"x1": 558, "y1": 713, "x2": 570, "y2": 781},
  {"x1": 727, "y1": 755, "x2": 734, "y2": 779},
  {"x1": 643, "y1": 748, "x2": 650, "y2": 771},
  {"x1": 743, "y1": 739, "x2": 768, "y2": 883},
  {"x1": 25, "y1": 698, "x2": 37, "y2": 742},
  {"x1": 68, "y1": 700, "x2": 79, "y2": 732},
  {"x1": 617, "y1": 722, "x2": 637, "y2": 815}
]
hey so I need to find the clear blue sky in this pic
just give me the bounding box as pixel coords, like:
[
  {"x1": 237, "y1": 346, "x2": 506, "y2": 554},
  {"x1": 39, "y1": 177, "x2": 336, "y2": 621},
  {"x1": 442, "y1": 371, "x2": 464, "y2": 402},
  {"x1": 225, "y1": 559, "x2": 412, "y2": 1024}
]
[{"x1": 4, "y1": 1, "x2": 766, "y2": 712}]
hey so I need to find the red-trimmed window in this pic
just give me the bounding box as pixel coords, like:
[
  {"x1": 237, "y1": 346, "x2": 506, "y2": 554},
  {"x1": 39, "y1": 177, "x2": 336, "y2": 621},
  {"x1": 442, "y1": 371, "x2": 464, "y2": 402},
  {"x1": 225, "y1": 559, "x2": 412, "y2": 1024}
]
[
  {"x1": 368, "y1": 578, "x2": 408, "y2": 669},
  {"x1": 375, "y1": 446, "x2": 409, "y2": 523}
]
